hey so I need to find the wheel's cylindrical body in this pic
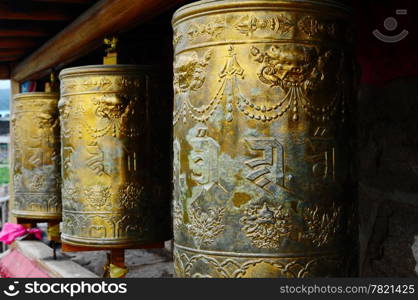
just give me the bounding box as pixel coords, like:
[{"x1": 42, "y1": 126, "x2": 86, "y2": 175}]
[
  {"x1": 12, "y1": 92, "x2": 61, "y2": 220},
  {"x1": 59, "y1": 65, "x2": 171, "y2": 248},
  {"x1": 172, "y1": 0, "x2": 357, "y2": 277}
]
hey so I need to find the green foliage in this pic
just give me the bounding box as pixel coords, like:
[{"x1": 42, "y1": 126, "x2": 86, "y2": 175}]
[{"x1": 0, "y1": 167, "x2": 9, "y2": 184}]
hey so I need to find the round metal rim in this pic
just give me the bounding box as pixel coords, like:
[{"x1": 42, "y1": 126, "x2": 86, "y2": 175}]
[
  {"x1": 61, "y1": 234, "x2": 170, "y2": 249},
  {"x1": 12, "y1": 210, "x2": 62, "y2": 220},
  {"x1": 173, "y1": 0, "x2": 353, "y2": 26},
  {"x1": 13, "y1": 92, "x2": 59, "y2": 101},
  {"x1": 59, "y1": 64, "x2": 157, "y2": 79}
]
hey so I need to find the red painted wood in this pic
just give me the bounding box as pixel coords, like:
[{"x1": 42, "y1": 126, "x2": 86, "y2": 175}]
[{"x1": 0, "y1": 248, "x2": 50, "y2": 278}]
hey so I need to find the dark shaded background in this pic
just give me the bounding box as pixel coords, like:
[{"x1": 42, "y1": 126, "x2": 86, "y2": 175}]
[{"x1": 352, "y1": 0, "x2": 418, "y2": 276}]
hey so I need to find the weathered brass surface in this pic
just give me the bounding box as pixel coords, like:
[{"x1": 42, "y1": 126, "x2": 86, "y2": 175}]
[
  {"x1": 172, "y1": 0, "x2": 358, "y2": 277},
  {"x1": 59, "y1": 65, "x2": 171, "y2": 248},
  {"x1": 12, "y1": 92, "x2": 61, "y2": 220}
]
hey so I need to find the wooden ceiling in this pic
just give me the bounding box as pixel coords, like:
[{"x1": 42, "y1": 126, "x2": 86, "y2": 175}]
[
  {"x1": 0, "y1": 0, "x2": 98, "y2": 76},
  {"x1": 0, "y1": 0, "x2": 189, "y2": 81}
]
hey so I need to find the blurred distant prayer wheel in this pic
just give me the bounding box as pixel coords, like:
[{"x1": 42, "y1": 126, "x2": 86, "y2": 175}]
[
  {"x1": 59, "y1": 65, "x2": 171, "y2": 248},
  {"x1": 172, "y1": 0, "x2": 358, "y2": 277},
  {"x1": 12, "y1": 92, "x2": 61, "y2": 220}
]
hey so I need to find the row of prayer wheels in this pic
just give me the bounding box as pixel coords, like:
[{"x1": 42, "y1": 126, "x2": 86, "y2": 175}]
[{"x1": 11, "y1": 0, "x2": 358, "y2": 277}]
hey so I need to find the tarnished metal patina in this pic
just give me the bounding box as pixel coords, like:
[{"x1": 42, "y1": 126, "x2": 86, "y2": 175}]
[
  {"x1": 172, "y1": 0, "x2": 358, "y2": 277},
  {"x1": 12, "y1": 92, "x2": 61, "y2": 220},
  {"x1": 59, "y1": 65, "x2": 171, "y2": 248}
]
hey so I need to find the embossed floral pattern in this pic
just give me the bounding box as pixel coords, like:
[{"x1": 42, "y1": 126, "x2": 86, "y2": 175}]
[
  {"x1": 27, "y1": 174, "x2": 46, "y2": 191},
  {"x1": 302, "y1": 203, "x2": 341, "y2": 247},
  {"x1": 174, "y1": 248, "x2": 345, "y2": 278},
  {"x1": 84, "y1": 185, "x2": 111, "y2": 208},
  {"x1": 240, "y1": 203, "x2": 293, "y2": 249},
  {"x1": 173, "y1": 198, "x2": 183, "y2": 231},
  {"x1": 240, "y1": 202, "x2": 342, "y2": 249},
  {"x1": 187, "y1": 202, "x2": 225, "y2": 248},
  {"x1": 118, "y1": 183, "x2": 143, "y2": 210}
]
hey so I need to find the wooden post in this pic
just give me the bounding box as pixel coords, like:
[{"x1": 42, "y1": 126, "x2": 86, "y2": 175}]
[{"x1": 110, "y1": 250, "x2": 125, "y2": 269}]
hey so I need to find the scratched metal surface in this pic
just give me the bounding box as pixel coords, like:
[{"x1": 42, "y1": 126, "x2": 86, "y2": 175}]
[
  {"x1": 172, "y1": 0, "x2": 358, "y2": 277},
  {"x1": 12, "y1": 92, "x2": 61, "y2": 221},
  {"x1": 59, "y1": 65, "x2": 172, "y2": 248}
]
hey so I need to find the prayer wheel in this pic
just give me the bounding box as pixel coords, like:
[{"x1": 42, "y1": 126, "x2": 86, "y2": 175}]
[
  {"x1": 172, "y1": 0, "x2": 358, "y2": 277},
  {"x1": 12, "y1": 93, "x2": 61, "y2": 220},
  {"x1": 59, "y1": 65, "x2": 171, "y2": 248}
]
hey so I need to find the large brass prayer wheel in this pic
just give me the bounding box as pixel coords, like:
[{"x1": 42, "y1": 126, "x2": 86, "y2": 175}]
[
  {"x1": 59, "y1": 65, "x2": 171, "y2": 248},
  {"x1": 12, "y1": 93, "x2": 61, "y2": 220},
  {"x1": 172, "y1": 0, "x2": 358, "y2": 277}
]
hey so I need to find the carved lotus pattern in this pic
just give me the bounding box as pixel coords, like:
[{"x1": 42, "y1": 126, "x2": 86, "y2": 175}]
[
  {"x1": 241, "y1": 202, "x2": 341, "y2": 249},
  {"x1": 84, "y1": 185, "x2": 111, "y2": 209},
  {"x1": 240, "y1": 203, "x2": 293, "y2": 249},
  {"x1": 302, "y1": 203, "x2": 341, "y2": 247},
  {"x1": 118, "y1": 183, "x2": 143, "y2": 210},
  {"x1": 187, "y1": 202, "x2": 225, "y2": 248}
]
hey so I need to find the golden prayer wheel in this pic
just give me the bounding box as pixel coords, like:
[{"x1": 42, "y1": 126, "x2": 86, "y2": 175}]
[
  {"x1": 59, "y1": 65, "x2": 171, "y2": 248},
  {"x1": 12, "y1": 93, "x2": 61, "y2": 220},
  {"x1": 172, "y1": 0, "x2": 358, "y2": 277}
]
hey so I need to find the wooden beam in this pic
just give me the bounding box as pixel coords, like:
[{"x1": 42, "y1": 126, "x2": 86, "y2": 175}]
[
  {"x1": 0, "y1": 3, "x2": 76, "y2": 21},
  {"x1": 12, "y1": 0, "x2": 187, "y2": 81},
  {"x1": 0, "y1": 26, "x2": 52, "y2": 37},
  {"x1": 33, "y1": 0, "x2": 95, "y2": 3},
  {"x1": 0, "y1": 49, "x2": 27, "y2": 57},
  {"x1": 0, "y1": 65, "x2": 10, "y2": 79},
  {"x1": 0, "y1": 38, "x2": 39, "y2": 49},
  {"x1": 0, "y1": 57, "x2": 21, "y2": 63}
]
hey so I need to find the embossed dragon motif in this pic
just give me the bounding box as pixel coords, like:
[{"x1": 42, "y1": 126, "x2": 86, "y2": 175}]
[
  {"x1": 246, "y1": 44, "x2": 340, "y2": 121},
  {"x1": 91, "y1": 94, "x2": 136, "y2": 138},
  {"x1": 173, "y1": 50, "x2": 212, "y2": 95},
  {"x1": 173, "y1": 46, "x2": 244, "y2": 124}
]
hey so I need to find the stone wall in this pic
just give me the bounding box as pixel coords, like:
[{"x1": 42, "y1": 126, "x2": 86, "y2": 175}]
[{"x1": 358, "y1": 77, "x2": 418, "y2": 277}]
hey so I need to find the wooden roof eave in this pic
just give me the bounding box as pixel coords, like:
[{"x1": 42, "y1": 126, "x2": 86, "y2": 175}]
[{"x1": 11, "y1": 0, "x2": 187, "y2": 82}]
